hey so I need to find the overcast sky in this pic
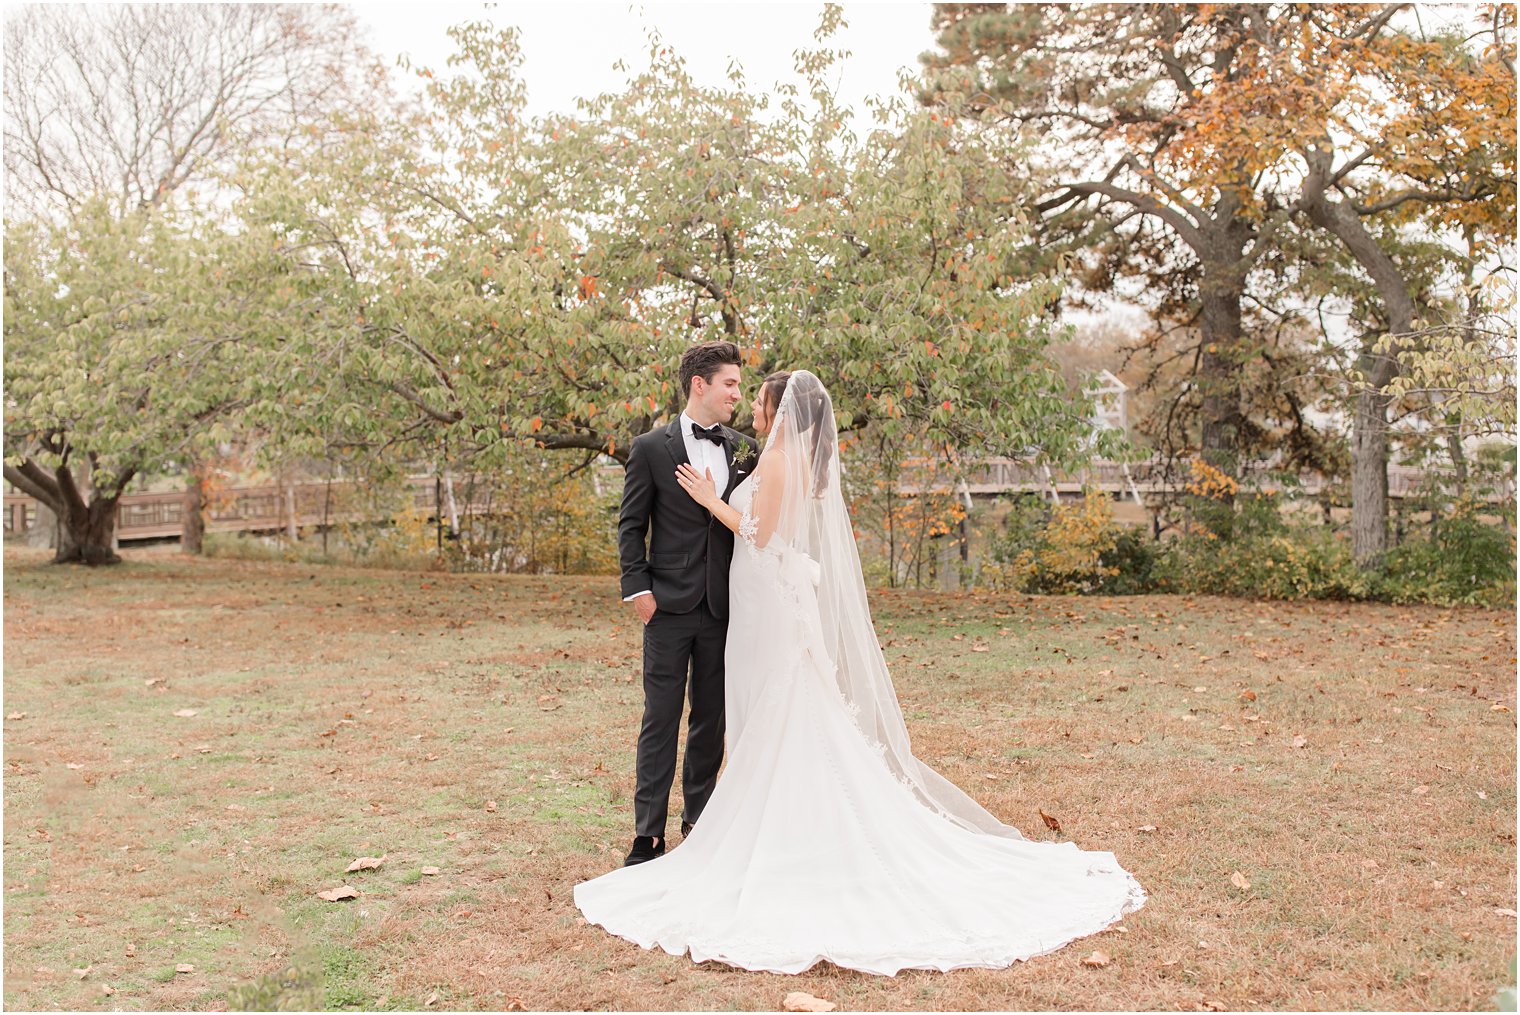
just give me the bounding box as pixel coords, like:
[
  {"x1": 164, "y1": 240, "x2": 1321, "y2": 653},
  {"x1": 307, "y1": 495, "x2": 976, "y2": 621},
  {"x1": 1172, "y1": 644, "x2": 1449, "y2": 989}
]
[{"x1": 358, "y1": 2, "x2": 938, "y2": 125}]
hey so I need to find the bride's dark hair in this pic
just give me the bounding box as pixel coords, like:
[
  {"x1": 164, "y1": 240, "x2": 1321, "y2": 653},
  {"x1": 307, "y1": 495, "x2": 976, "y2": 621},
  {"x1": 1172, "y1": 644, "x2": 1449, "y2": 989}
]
[
  {"x1": 760, "y1": 371, "x2": 790, "y2": 419},
  {"x1": 773, "y1": 371, "x2": 834, "y2": 499}
]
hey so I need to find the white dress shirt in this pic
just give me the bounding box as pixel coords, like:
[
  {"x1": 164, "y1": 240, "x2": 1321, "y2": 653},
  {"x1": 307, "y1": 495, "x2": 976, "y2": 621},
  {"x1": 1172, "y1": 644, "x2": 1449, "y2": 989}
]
[
  {"x1": 624, "y1": 413, "x2": 731, "y2": 602},
  {"x1": 678, "y1": 411, "x2": 730, "y2": 497}
]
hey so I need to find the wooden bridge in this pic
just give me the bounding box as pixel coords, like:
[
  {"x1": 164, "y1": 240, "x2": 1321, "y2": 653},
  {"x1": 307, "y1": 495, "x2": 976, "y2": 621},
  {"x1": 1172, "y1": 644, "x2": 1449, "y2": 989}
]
[
  {"x1": 4, "y1": 475, "x2": 457, "y2": 543},
  {"x1": 4, "y1": 458, "x2": 1509, "y2": 544}
]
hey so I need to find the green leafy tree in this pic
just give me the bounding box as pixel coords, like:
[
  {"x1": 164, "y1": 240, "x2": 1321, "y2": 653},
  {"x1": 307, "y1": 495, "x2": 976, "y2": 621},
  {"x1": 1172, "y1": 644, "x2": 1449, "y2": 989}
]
[
  {"x1": 2, "y1": 206, "x2": 307, "y2": 562},
  {"x1": 2, "y1": 3, "x2": 383, "y2": 564},
  {"x1": 242, "y1": 8, "x2": 1109, "y2": 481}
]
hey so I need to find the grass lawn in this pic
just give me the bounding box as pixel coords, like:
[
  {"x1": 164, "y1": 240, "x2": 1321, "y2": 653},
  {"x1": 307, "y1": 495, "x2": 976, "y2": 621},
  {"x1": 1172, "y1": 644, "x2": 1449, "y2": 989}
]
[{"x1": 3, "y1": 546, "x2": 1515, "y2": 1011}]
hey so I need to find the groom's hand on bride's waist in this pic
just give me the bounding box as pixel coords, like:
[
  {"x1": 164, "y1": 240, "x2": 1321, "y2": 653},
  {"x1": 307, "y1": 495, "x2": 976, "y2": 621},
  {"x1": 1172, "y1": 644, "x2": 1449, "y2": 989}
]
[{"x1": 626, "y1": 592, "x2": 658, "y2": 625}]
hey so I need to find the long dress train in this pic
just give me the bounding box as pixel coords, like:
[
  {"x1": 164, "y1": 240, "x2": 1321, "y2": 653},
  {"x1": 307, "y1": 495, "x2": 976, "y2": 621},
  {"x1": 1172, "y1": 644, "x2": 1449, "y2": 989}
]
[{"x1": 575, "y1": 461, "x2": 1146, "y2": 975}]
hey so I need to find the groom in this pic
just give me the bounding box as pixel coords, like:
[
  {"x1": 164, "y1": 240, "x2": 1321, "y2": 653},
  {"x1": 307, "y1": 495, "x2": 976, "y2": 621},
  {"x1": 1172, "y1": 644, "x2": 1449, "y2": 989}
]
[{"x1": 617, "y1": 340, "x2": 760, "y2": 867}]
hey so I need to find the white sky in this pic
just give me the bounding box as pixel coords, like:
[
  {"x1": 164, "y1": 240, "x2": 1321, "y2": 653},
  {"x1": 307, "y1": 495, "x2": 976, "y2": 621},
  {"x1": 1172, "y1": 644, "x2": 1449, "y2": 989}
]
[{"x1": 358, "y1": 2, "x2": 937, "y2": 125}]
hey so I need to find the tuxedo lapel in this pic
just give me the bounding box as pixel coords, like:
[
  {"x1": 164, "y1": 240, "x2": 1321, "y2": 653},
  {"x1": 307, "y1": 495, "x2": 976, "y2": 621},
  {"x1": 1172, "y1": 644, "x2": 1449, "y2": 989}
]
[
  {"x1": 720, "y1": 432, "x2": 740, "y2": 499},
  {"x1": 663, "y1": 419, "x2": 690, "y2": 471},
  {"x1": 720, "y1": 429, "x2": 757, "y2": 500}
]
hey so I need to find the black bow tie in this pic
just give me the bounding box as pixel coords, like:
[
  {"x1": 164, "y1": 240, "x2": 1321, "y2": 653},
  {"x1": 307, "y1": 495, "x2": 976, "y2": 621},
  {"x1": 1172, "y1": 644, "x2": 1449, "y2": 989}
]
[{"x1": 690, "y1": 423, "x2": 726, "y2": 446}]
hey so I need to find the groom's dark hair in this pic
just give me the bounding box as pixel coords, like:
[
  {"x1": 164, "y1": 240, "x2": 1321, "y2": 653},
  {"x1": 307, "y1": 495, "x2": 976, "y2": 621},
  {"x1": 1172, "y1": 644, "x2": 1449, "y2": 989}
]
[{"x1": 679, "y1": 340, "x2": 743, "y2": 398}]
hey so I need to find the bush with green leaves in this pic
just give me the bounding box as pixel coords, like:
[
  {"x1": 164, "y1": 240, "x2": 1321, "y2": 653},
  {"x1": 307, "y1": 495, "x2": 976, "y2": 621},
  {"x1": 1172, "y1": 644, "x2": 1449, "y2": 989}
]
[
  {"x1": 1377, "y1": 498, "x2": 1516, "y2": 607},
  {"x1": 978, "y1": 494, "x2": 1156, "y2": 595},
  {"x1": 1155, "y1": 527, "x2": 1374, "y2": 601}
]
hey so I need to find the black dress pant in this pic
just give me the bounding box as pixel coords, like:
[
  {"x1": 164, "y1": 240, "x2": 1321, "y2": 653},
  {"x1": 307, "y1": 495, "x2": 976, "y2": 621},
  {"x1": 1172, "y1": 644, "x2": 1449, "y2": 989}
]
[{"x1": 634, "y1": 598, "x2": 727, "y2": 838}]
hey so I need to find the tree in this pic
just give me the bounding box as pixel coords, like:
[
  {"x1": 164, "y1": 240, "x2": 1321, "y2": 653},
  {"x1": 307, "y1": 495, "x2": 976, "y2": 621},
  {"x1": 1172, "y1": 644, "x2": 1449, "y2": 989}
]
[
  {"x1": 242, "y1": 9, "x2": 1109, "y2": 482},
  {"x1": 921, "y1": 4, "x2": 1304, "y2": 489},
  {"x1": 2, "y1": 204, "x2": 321, "y2": 563},
  {"x1": 2, "y1": 3, "x2": 382, "y2": 564},
  {"x1": 922, "y1": 3, "x2": 1516, "y2": 567},
  {"x1": 1286, "y1": 5, "x2": 1515, "y2": 565},
  {"x1": 3, "y1": 3, "x2": 375, "y2": 219}
]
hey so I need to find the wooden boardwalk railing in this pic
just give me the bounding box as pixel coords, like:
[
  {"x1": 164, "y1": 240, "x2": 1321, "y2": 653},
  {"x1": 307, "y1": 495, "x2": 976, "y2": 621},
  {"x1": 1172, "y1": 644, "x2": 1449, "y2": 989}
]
[
  {"x1": 4, "y1": 458, "x2": 1510, "y2": 543},
  {"x1": 4, "y1": 476, "x2": 450, "y2": 542}
]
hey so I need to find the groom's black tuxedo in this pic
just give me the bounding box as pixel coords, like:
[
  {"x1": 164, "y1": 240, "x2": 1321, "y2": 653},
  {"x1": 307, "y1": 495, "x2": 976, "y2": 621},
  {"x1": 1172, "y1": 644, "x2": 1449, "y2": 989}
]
[
  {"x1": 618, "y1": 417, "x2": 760, "y2": 840},
  {"x1": 619, "y1": 419, "x2": 759, "y2": 617}
]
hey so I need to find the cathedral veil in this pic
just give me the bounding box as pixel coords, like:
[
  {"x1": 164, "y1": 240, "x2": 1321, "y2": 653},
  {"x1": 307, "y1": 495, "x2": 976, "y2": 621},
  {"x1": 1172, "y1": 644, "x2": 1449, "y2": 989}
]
[{"x1": 739, "y1": 370, "x2": 1025, "y2": 839}]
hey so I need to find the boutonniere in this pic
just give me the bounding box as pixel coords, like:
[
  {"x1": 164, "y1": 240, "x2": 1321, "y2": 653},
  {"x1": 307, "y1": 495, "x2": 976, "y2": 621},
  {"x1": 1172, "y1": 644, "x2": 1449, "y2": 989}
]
[{"x1": 732, "y1": 442, "x2": 755, "y2": 467}]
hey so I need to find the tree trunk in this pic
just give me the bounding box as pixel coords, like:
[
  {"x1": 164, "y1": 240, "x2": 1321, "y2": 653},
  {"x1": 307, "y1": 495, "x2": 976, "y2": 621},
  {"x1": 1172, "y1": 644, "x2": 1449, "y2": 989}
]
[
  {"x1": 1349, "y1": 385, "x2": 1392, "y2": 568},
  {"x1": 68, "y1": 499, "x2": 123, "y2": 565},
  {"x1": 284, "y1": 482, "x2": 298, "y2": 542},
  {"x1": 4, "y1": 460, "x2": 131, "y2": 565},
  {"x1": 182, "y1": 467, "x2": 206, "y2": 555},
  {"x1": 1446, "y1": 433, "x2": 1469, "y2": 491},
  {"x1": 1301, "y1": 144, "x2": 1409, "y2": 569},
  {"x1": 442, "y1": 469, "x2": 460, "y2": 538},
  {"x1": 1197, "y1": 284, "x2": 1244, "y2": 492}
]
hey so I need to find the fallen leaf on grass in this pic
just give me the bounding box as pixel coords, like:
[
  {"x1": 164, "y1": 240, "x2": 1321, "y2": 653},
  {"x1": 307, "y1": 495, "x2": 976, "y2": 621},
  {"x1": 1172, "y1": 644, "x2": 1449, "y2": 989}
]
[
  {"x1": 425, "y1": 991, "x2": 438, "y2": 1007},
  {"x1": 73, "y1": 966, "x2": 91, "y2": 979},
  {"x1": 1081, "y1": 950, "x2": 1110, "y2": 967},
  {"x1": 783, "y1": 991, "x2": 837, "y2": 1012},
  {"x1": 1412, "y1": 784, "x2": 1430, "y2": 796},
  {"x1": 1137, "y1": 824, "x2": 1158, "y2": 833},
  {"x1": 145, "y1": 678, "x2": 165, "y2": 687},
  {"x1": 172, "y1": 709, "x2": 198, "y2": 718},
  {"x1": 316, "y1": 886, "x2": 360, "y2": 902},
  {"x1": 1292, "y1": 735, "x2": 1307, "y2": 749},
  {"x1": 66, "y1": 762, "x2": 83, "y2": 770},
  {"x1": 1494, "y1": 907, "x2": 1518, "y2": 918},
  {"x1": 484, "y1": 800, "x2": 498, "y2": 813},
  {"x1": 101, "y1": 985, "x2": 116, "y2": 997},
  {"x1": 1239, "y1": 689, "x2": 1256, "y2": 702},
  {"x1": 1039, "y1": 808, "x2": 1063, "y2": 834},
  {"x1": 6, "y1": 712, "x2": 25, "y2": 721},
  {"x1": 175, "y1": 964, "x2": 195, "y2": 974},
  {"x1": 420, "y1": 867, "x2": 440, "y2": 876},
  {"x1": 346, "y1": 856, "x2": 385, "y2": 872},
  {"x1": 1230, "y1": 871, "x2": 1251, "y2": 891}
]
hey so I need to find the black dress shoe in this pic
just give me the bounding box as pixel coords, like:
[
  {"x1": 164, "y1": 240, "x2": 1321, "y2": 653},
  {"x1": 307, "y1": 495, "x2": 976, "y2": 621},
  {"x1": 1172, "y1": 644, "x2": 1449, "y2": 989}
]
[
  {"x1": 681, "y1": 820, "x2": 695, "y2": 838},
  {"x1": 623, "y1": 835, "x2": 665, "y2": 867}
]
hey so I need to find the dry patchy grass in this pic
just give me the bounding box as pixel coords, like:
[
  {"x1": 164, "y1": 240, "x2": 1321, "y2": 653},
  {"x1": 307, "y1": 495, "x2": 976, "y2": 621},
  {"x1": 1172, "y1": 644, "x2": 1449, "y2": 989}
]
[{"x1": 2, "y1": 547, "x2": 1515, "y2": 1011}]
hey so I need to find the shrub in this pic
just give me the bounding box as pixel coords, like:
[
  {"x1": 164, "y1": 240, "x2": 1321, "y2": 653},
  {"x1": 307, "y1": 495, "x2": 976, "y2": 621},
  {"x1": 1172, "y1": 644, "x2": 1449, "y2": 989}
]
[
  {"x1": 979, "y1": 495, "x2": 1157, "y2": 594},
  {"x1": 1096, "y1": 527, "x2": 1160, "y2": 595},
  {"x1": 1378, "y1": 498, "x2": 1516, "y2": 607},
  {"x1": 1154, "y1": 527, "x2": 1373, "y2": 601}
]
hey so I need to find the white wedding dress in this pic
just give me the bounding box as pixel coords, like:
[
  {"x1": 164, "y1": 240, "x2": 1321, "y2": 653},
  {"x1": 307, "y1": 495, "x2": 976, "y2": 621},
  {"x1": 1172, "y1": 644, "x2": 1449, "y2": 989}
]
[{"x1": 575, "y1": 372, "x2": 1145, "y2": 976}]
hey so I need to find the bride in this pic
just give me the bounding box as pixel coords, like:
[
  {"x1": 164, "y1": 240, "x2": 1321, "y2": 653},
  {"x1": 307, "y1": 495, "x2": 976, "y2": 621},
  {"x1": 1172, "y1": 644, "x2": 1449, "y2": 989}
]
[{"x1": 574, "y1": 370, "x2": 1145, "y2": 976}]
